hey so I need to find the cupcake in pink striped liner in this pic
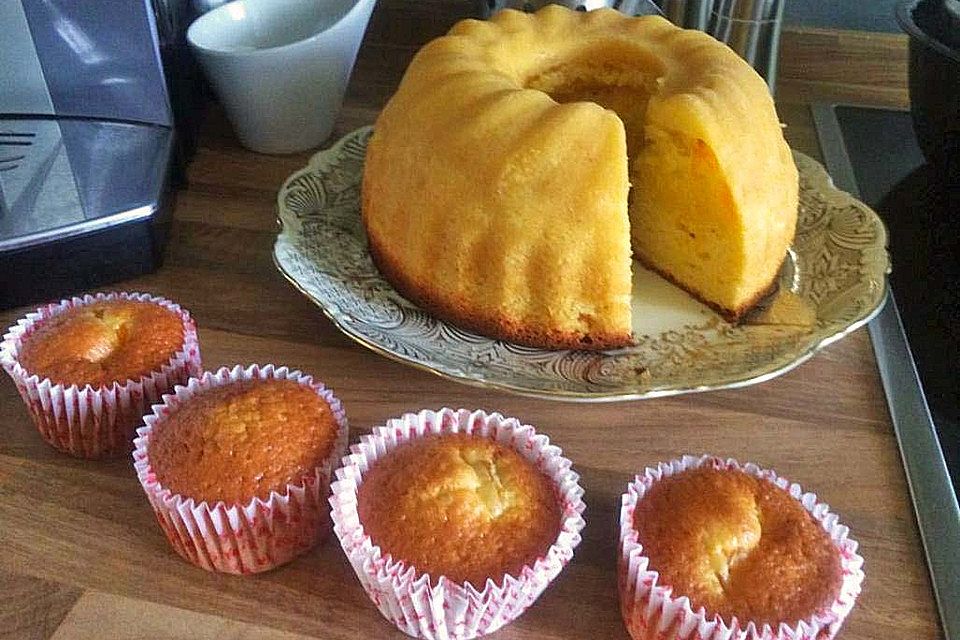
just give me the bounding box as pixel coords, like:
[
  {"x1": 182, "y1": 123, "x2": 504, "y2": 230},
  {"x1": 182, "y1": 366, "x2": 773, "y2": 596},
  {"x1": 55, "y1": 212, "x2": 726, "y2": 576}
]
[
  {"x1": 133, "y1": 364, "x2": 348, "y2": 574},
  {"x1": 0, "y1": 292, "x2": 202, "y2": 458},
  {"x1": 619, "y1": 455, "x2": 865, "y2": 640},
  {"x1": 330, "y1": 408, "x2": 586, "y2": 639}
]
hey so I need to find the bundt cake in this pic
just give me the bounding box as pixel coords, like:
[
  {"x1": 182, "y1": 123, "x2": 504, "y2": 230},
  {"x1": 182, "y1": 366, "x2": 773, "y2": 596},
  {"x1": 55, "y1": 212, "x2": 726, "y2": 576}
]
[{"x1": 362, "y1": 6, "x2": 799, "y2": 349}]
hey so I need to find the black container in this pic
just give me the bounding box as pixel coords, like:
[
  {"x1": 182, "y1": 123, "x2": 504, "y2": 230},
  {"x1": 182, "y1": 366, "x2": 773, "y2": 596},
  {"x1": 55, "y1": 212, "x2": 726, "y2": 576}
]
[
  {"x1": 897, "y1": 0, "x2": 960, "y2": 168},
  {"x1": 893, "y1": 1, "x2": 960, "y2": 416}
]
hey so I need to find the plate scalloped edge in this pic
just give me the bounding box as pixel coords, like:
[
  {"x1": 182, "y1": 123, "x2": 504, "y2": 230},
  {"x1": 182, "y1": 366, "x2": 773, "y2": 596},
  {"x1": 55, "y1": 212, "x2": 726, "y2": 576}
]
[{"x1": 273, "y1": 127, "x2": 890, "y2": 402}]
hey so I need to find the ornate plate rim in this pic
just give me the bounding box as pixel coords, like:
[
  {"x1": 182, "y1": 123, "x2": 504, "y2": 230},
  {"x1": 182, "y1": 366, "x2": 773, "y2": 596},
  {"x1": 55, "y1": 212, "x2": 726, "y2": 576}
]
[{"x1": 273, "y1": 126, "x2": 890, "y2": 402}]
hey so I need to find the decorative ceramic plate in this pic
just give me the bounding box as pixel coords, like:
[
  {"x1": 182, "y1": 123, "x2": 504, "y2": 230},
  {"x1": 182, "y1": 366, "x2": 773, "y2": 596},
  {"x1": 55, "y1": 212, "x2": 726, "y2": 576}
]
[{"x1": 274, "y1": 127, "x2": 890, "y2": 401}]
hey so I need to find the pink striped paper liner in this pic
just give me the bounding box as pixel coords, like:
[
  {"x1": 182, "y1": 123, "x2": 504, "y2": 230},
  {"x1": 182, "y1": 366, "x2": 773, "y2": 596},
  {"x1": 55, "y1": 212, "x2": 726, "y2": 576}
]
[
  {"x1": 619, "y1": 454, "x2": 865, "y2": 640},
  {"x1": 133, "y1": 364, "x2": 349, "y2": 575},
  {"x1": 330, "y1": 408, "x2": 586, "y2": 640},
  {"x1": 1, "y1": 292, "x2": 202, "y2": 458}
]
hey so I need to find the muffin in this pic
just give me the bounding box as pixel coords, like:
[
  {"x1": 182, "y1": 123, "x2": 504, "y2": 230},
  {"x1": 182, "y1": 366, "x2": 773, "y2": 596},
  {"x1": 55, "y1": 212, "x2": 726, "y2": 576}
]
[
  {"x1": 0, "y1": 292, "x2": 201, "y2": 458},
  {"x1": 358, "y1": 432, "x2": 562, "y2": 587},
  {"x1": 133, "y1": 364, "x2": 348, "y2": 574},
  {"x1": 330, "y1": 408, "x2": 585, "y2": 639},
  {"x1": 16, "y1": 299, "x2": 186, "y2": 387},
  {"x1": 618, "y1": 455, "x2": 864, "y2": 640}
]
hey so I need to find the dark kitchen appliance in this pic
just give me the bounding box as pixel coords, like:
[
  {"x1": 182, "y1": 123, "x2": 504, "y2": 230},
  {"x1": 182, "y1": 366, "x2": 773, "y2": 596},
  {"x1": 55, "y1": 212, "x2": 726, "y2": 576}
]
[
  {"x1": 898, "y1": 0, "x2": 960, "y2": 166},
  {"x1": 0, "y1": 0, "x2": 199, "y2": 310},
  {"x1": 813, "y1": 101, "x2": 960, "y2": 640},
  {"x1": 809, "y1": 5, "x2": 960, "y2": 636}
]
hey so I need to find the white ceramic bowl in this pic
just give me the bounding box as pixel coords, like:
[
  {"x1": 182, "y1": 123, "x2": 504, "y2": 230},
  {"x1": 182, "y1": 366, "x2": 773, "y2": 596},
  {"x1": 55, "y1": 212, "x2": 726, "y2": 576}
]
[{"x1": 188, "y1": 0, "x2": 376, "y2": 154}]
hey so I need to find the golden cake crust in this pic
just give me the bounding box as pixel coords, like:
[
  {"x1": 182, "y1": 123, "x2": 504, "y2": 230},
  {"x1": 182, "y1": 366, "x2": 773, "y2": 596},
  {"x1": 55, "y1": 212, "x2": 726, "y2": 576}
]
[
  {"x1": 357, "y1": 433, "x2": 562, "y2": 586},
  {"x1": 632, "y1": 467, "x2": 842, "y2": 626},
  {"x1": 18, "y1": 300, "x2": 184, "y2": 387},
  {"x1": 362, "y1": 6, "x2": 798, "y2": 349},
  {"x1": 367, "y1": 231, "x2": 633, "y2": 349},
  {"x1": 147, "y1": 379, "x2": 339, "y2": 503}
]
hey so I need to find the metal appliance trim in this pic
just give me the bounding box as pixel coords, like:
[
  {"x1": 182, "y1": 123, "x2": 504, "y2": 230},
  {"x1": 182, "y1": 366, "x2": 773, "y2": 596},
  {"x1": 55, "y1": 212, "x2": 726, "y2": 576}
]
[
  {"x1": 0, "y1": 204, "x2": 158, "y2": 253},
  {"x1": 812, "y1": 102, "x2": 960, "y2": 640}
]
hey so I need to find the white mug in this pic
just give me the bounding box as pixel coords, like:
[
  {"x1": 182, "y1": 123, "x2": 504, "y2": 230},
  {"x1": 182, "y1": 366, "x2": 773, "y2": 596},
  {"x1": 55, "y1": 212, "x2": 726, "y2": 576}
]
[{"x1": 187, "y1": 0, "x2": 376, "y2": 154}]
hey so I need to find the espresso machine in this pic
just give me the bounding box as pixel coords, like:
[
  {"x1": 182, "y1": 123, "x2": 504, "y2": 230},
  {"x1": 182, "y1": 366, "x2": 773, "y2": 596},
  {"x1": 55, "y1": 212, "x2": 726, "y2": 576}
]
[{"x1": 0, "y1": 0, "x2": 201, "y2": 310}]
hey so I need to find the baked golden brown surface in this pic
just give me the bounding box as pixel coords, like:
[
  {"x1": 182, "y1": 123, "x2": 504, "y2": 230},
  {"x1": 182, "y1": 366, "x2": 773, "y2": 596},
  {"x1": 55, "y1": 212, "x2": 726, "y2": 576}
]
[
  {"x1": 632, "y1": 466, "x2": 842, "y2": 626},
  {"x1": 362, "y1": 6, "x2": 798, "y2": 349},
  {"x1": 147, "y1": 379, "x2": 339, "y2": 503},
  {"x1": 18, "y1": 300, "x2": 184, "y2": 387},
  {"x1": 357, "y1": 433, "x2": 562, "y2": 586}
]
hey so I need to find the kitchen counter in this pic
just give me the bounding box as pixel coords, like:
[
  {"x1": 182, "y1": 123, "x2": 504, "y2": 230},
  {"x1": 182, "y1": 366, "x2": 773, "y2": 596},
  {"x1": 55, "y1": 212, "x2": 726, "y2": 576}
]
[{"x1": 0, "y1": 1, "x2": 945, "y2": 638}]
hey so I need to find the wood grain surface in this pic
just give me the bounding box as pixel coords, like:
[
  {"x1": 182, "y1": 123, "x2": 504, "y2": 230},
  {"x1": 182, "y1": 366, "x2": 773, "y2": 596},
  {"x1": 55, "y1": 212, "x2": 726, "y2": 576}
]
[
  {"x1": 777, "y1": 27, "x2": 910, "y2": 110},
  {"x1": 0, "y1": 1, "x2": 941, "y2": 638}
]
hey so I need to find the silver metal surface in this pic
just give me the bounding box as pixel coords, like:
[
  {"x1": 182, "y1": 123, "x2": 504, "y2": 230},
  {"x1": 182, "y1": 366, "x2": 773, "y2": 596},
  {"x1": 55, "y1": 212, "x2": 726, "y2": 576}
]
[
  {"x1": 9, "y1": 0, "x2": 172, "y2": 126},
  {"x1": 0, "y1": 0, "x2": 177, "y2": 253},
  {"x1": 0, "y1": 204, "x2": 157, "y2": 253},
  {"x1": 0, "y1": 1, "x2": 55, "y2": 115},
  {"x1": 480, "y1": 0, "x2": 612, "y2": 14},
  {"x1": 688, "y1": 0, "x2": 711, "y2": 29},
  {"x1": 706, "y1": 0, "x2": 784, "y2": 91},
  {"x1": 0, "y1": 121, "x2": 83, "y2": 243},
  {"x1": 190, "y1": 0, "x2": 231, "y2": 16},
  {"x1": 813, "y1": 102, "x2": 960, "y2": 640},
  {"x1": 0, "y1": 118, "x2": 174, "y2": 252},
  {"x1": 659, "y1": 0, "x2": 688, "y2": 25},
  {"x1": 657, "y1": 0, "x2": 711, "y2": 29},
  {"x1": 477, "y1": 0, "x2": 782, "y2": 92},
  {"x1": 479, "y1": 0, "x2": 662, "y2": 17}
]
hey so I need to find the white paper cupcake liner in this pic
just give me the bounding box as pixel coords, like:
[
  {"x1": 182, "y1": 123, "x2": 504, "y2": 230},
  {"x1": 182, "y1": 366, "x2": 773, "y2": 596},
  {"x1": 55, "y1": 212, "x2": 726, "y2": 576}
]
[
  {"x1": 619, "y1": 454, "x2": 865, "y2": 640},
  {"x1": 329, "y1": 408, "x2": 586, "y2": 640},
  {"x1": 133, "y1": 364, "x2": 349, "y2": 575},
  {"x1": 0, "y1": 292, "x2": 202, "y2": 458}
]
